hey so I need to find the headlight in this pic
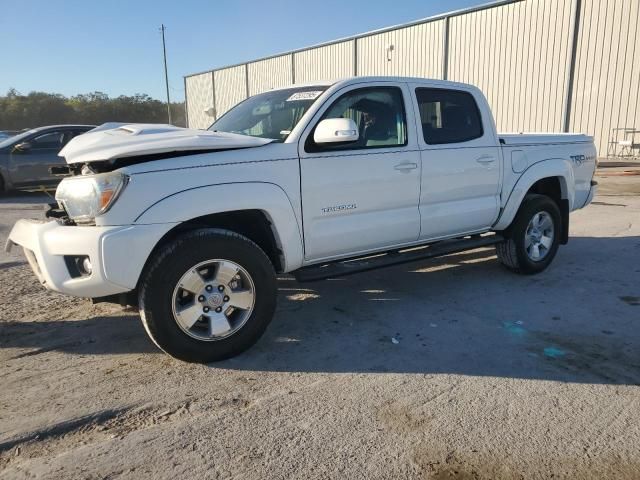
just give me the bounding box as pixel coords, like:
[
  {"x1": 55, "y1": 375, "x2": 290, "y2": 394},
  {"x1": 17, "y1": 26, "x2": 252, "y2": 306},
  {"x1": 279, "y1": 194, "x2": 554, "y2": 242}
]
[{"x1": 55, "y1": 172, "x2": 128, "y2": 224}]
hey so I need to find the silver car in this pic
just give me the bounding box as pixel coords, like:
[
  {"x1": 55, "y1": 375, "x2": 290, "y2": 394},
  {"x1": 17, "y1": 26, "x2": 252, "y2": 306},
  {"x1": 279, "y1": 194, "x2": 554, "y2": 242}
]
[{"x1": 0, "y1": 125, "x2": 95, "y2": 193}]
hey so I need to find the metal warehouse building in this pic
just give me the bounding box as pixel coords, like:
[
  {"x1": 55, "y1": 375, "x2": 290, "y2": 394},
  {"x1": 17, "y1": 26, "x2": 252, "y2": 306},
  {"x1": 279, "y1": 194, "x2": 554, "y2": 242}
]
[{"x1": 184, "y1": 0, "x2": 640, "y2": 155}]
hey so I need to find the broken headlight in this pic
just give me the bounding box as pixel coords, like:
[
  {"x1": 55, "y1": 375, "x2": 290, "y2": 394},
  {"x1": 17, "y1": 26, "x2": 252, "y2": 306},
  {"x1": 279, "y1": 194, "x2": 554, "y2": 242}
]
[{"x1": 55, "y1": 171, "x2": 128, "y2": 224}]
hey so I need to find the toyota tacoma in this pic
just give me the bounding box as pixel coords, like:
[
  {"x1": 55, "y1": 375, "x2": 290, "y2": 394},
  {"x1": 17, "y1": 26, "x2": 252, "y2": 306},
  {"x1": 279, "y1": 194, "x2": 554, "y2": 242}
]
[{"x1": 7, "y1": 77, "x2": 598, "y2": 363}]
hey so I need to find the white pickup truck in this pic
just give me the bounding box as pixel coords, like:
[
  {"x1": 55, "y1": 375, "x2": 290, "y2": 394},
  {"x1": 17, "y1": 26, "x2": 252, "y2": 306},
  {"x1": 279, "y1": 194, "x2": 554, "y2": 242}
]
[{"x1": 7, "y1": 76, "x2": 598, "y2": 363}]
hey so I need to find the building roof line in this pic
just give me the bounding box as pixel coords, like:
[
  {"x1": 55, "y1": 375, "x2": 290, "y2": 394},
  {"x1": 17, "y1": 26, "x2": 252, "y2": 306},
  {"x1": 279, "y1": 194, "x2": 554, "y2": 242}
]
[{"x1": 184, "y1": 0, "x2": 523, "y2": 79}]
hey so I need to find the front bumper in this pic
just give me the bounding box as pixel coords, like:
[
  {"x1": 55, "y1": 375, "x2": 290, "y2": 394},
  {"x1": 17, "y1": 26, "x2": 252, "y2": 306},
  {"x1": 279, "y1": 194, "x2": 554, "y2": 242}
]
[{"x1": 6, "y1": 219, "x2": 171, "y2": 298}]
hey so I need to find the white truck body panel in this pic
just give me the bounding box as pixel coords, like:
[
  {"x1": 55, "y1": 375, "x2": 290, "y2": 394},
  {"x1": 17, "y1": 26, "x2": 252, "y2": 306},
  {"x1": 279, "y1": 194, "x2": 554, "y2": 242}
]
[
  {"x1": 99, "y1": 143, "x2": 303, "y2": 229},
  {"x1": 499, "y1": 133, "x2": 592, "y2": 145},
  {"x1": 7, "y1": 76, "x2": 598, "y2": 299},
  {"x1": 59, "y1": 123, "x2": 272, "y2": 164},
  {"x1": 494, "y1": 136, "x2": 596, "y2": 230},
  {"x1": 7, "y1": 219, "x2": 168, "y2": 296},
  {"x1": 297, "y1": 81, "x2": 422, "y2": 261},
  {"x1": 408, "y1": 81, "x2": 503, "y2": 240}
]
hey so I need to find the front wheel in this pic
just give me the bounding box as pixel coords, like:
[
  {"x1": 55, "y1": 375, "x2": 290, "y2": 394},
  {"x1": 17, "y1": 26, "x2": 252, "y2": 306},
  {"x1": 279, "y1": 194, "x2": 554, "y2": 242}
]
[
  {"x1": 496, "y1": 194, "x2": 561, "y2": 274},
  {"x1": 138, "y1": 229, "x2": 277, "y2": 363}
]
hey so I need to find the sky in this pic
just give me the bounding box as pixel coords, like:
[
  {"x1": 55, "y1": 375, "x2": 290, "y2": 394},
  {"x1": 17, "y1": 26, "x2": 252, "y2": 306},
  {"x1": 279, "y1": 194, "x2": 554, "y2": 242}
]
[{"x1": 1, "y1": 0, "x2": 487, "y2": 102}]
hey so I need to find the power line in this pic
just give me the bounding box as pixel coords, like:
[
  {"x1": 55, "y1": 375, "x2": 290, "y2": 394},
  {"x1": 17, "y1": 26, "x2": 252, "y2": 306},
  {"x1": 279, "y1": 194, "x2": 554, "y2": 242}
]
[{"x1": 160, "y1": 24, "x2": 172, "y2": 124}]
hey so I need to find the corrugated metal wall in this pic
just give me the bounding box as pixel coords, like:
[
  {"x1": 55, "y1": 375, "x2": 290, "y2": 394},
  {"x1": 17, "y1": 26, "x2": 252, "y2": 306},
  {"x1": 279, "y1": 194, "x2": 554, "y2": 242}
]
[
  {"x1": 184, "y1": 72, "x2": 213, "y2": 130},
  {"x1": 448, "y1": 0, "x2": 575, "y2": 134},
  {"x1": 185, "y1": 0, "x2": 640, "y2": 156},
  {"x1": 213, "y1": 65, "x2": 247, "y2": 119},
  {"x1": 248, "y1": 55, "x2": 293, "y2": 96},
  {"x1": 570, "y1": 0, "x2": 640, "y2": 154},
  {"x1": 294, "y1": 41, "x2": 354, "y2": 83},
  {"x1": 357, "y1": 20, "x2": 445, "y2": 78}
]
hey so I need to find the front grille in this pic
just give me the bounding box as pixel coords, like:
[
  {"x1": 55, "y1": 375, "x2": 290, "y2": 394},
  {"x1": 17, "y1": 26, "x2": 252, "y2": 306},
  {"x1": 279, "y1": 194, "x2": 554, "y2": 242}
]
[{"x1": 45, "y1": 203, "x2": 73, "y2": 225}]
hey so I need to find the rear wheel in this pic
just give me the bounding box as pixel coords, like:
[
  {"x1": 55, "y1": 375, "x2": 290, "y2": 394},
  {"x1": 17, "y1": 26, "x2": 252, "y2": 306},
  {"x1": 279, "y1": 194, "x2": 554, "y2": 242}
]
[
  {"x1": 496, "y1": 194, "x2": 561, "y2": 274},
  {"x1": 138, "y1": 228, "x2": 277, "y2": 363}
]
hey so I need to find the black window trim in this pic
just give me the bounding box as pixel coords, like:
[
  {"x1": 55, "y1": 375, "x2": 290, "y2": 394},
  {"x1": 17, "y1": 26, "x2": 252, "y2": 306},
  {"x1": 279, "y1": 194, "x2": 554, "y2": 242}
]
[
  {"x1": 415, "y1": 87, "x2": 484, "y2": 146},
  {"x1": 305, "y1": 85, "x2": 409, "y2": 154}
]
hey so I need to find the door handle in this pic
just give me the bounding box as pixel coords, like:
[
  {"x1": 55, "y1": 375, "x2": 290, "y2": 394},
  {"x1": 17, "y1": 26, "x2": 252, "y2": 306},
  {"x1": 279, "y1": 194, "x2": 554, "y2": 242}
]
[
  {"x1": 394, "y1": 162, "x2": 418, "y2": 171},
  {"x1": 476, "y1": 156, "x2": 496, "y2": 164}
]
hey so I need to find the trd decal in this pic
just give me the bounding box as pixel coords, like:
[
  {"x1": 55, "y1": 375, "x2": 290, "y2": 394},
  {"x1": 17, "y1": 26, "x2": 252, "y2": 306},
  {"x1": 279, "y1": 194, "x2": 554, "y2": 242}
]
[{"x1": 570, "y1": 154, "x2": 595, "y2": 166}]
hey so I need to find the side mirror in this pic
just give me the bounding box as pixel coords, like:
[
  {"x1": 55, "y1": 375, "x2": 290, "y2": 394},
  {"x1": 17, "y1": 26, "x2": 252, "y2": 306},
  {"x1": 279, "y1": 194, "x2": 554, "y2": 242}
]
[
  {"x1": 13, "y1": 142, "x2": 32, "y2": 153},
  {"x1": 313, "y1": 118, "x2": 359, "y2": 144}
]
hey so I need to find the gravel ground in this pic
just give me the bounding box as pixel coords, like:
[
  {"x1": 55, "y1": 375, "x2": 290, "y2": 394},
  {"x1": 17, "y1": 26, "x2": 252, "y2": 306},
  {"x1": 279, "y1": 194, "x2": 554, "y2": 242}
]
[{"x1": 0, "y1": 168, "x2": 639, "y2": 479}]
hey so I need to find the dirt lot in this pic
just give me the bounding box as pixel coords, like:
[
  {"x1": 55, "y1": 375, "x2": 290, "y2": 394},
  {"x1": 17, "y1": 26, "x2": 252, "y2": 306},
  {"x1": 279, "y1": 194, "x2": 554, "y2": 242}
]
[{"x1": 1, "y1": 165, "x2": 639, "y2": 479}]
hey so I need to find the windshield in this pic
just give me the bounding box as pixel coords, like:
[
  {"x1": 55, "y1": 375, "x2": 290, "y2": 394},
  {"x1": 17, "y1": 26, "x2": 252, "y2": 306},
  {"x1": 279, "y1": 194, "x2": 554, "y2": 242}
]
[
  {"x1": 209, "y1": 86, "x2": 328, "y2": 141},
  {"x1": 0, "y1": 128, "x2": 37, "y2": 149}
]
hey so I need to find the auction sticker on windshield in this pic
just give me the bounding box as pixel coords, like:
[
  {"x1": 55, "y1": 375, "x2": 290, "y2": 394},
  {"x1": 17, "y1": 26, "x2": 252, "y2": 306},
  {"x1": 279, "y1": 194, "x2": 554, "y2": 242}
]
[{"x1": 286, "y1": 91, "x2": 324, "y2": 102}]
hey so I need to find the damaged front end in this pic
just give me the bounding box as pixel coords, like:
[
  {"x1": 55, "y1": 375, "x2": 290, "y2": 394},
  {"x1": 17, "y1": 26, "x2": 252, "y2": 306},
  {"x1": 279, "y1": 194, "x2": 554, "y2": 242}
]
[{"x1": 48, "y1": 122, "x2": 273, "y2": 224}]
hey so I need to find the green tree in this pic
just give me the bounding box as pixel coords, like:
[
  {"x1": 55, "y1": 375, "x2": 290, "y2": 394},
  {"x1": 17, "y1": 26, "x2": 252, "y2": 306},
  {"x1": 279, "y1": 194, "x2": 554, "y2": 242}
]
[{"x1": 0, "y1": 89, "x2": 186, "y2": 130}]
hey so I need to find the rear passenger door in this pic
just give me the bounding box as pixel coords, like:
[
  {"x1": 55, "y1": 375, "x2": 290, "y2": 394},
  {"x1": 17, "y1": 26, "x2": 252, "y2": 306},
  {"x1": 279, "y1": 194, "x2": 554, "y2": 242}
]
[{"x1": 411, "y1": 85, "x2": 501, "y2": 240}]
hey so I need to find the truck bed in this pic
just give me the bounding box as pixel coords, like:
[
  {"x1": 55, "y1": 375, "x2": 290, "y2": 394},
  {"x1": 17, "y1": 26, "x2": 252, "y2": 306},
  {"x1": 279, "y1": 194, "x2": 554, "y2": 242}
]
[
  {"x1": 499, "y1": 133, "x2": 593, "y2": 146},
  {"x1": 498, "y1": 132, "x2": 597, "y2": 212}
]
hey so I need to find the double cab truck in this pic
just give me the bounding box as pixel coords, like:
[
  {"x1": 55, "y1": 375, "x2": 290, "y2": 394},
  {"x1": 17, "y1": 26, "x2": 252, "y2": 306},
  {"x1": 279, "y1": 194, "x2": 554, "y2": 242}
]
[{"x1": 7, "y1": 77, "x2": 598, "y2": 363}]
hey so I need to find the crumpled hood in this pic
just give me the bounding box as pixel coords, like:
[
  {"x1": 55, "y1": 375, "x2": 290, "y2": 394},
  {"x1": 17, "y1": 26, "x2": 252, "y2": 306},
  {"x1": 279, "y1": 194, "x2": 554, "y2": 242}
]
[{"x1": 59, "y1": 123, "x2": 273, "y2": 164}]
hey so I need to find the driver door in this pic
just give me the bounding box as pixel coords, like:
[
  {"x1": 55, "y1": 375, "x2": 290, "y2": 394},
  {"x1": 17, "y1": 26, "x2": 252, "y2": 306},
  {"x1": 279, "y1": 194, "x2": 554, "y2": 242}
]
[{"x1": 298, "y1": 83, "x2": 422, "y2": 262}]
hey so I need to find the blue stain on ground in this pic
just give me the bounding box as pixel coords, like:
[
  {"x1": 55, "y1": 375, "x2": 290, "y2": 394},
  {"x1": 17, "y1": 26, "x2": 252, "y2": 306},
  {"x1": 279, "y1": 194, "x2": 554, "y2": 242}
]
[
  {"x1": 503, "y1": 322, "x2": 527, "y2": 338},
  {"x1": 501, "y1": 322, "x2": 568, "y2": 360},
  {"x1": 543, "y1": 346, "x2": 566, "y2": 358}
]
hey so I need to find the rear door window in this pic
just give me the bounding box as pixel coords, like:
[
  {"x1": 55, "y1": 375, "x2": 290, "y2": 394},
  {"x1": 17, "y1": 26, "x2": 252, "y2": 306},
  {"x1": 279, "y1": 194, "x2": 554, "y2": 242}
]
[
  {"x1": 415, "y1": 88, "x2": 483, "y2": 145},
  {"x1": 31, "y1": 131, "x2": 65, "y2": 150}
]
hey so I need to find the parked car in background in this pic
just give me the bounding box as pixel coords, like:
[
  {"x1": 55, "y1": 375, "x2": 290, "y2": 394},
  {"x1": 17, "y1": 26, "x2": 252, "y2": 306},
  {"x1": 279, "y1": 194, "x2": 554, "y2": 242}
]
[{"x1": 0, "y1": 125, "x2": 95, "y2": 193}]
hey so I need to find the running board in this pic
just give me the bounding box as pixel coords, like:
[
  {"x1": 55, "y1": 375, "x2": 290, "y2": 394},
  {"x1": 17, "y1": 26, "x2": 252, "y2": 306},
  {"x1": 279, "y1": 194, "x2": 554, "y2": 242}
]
[{"x1": 293, "y1": 234, "x2": 503, "y2": 282}]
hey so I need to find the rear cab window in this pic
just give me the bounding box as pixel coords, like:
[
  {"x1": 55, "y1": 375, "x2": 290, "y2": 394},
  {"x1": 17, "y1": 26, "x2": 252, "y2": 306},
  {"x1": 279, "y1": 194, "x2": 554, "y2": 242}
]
[{"x1": 415, "y1": 88, "x2": 483, "y2": 145}]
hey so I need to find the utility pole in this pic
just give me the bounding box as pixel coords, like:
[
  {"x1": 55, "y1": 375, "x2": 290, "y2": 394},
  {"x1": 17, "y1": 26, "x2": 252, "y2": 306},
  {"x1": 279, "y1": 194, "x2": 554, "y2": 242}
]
[{"x1": 160, "y1": 24, "x2": 172, "y2": 124}]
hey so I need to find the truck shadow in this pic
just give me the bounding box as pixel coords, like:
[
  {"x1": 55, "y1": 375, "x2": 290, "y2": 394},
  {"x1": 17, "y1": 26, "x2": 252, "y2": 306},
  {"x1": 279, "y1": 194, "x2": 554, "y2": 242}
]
[
  {"x1": 1, "y1": 236, "x2": 639, "y2": 385},
  {"x1": 0, "y1": 314, "x2": 156, "y2": 359},
  {"x1": 231, "y1": 235, "x2": 640, "y2": 385}
]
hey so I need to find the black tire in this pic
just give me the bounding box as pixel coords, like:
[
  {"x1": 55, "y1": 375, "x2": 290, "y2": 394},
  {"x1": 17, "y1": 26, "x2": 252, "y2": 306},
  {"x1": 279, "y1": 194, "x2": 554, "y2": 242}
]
[
  {"x1": 496, "y1": 194, "x2": 561, "y2": 274},
  {"x1": 0, "y1": 174, "x2": 5, "y2": 195},
  {"x1": 138, "y1": 228, "x2": 277, "y2": 363}
]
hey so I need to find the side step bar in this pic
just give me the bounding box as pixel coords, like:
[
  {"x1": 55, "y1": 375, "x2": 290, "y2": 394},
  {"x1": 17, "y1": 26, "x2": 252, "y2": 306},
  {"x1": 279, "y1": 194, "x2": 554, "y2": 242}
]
[{"x1": 293, "y1": 234, "x2": 504, "y2": 282}]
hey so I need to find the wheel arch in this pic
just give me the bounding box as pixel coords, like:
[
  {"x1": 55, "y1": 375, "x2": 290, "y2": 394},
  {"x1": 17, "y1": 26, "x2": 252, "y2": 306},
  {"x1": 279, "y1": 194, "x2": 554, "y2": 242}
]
[
  {"x1": 134, "y1": 182, "x2": 304, "y2": 274},
  {"x1": 149, "y1": 210, "x2": 284, "y2": 273},
  {"x1": 525, "y1": 176, "x2": 569, "y2": 244},
  {"x1": 493, "y1": 159, "x2": 574, "y2": 236}
]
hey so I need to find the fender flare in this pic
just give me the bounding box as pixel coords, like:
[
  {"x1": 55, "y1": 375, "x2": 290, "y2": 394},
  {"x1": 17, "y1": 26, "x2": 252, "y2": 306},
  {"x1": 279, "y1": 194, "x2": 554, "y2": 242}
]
[
  {"x1": 493, "y1": 158, "x2": 575, "y2": 231},
  {"x1": 134, "y1": 182, "x2": 304, "y2": 272}
]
